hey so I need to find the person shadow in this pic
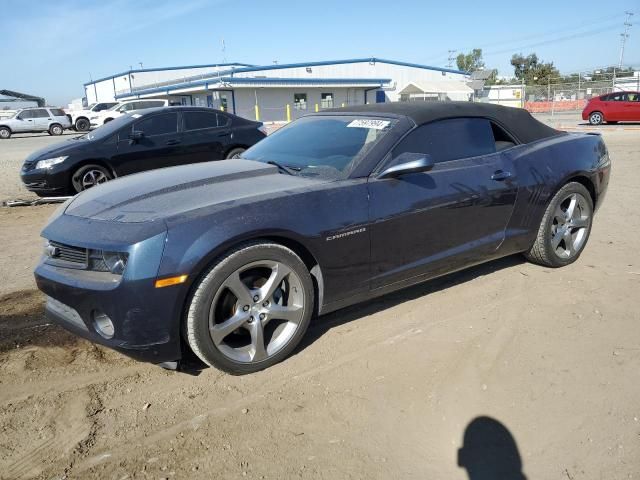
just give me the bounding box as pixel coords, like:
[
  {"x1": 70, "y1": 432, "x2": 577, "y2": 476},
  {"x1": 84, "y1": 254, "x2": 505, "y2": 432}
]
[{"x1": 458, "y1": 416, "x2": 527, "y2": 480}]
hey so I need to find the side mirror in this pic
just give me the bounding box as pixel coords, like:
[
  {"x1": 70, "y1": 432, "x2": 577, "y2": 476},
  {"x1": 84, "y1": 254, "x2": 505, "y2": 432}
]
[
  {"x1": 378, "y1": 153, "x2": 435, "y2": 179},
  {"x1": 128, "y1": 130, "x2": 144, "y2": 144}
]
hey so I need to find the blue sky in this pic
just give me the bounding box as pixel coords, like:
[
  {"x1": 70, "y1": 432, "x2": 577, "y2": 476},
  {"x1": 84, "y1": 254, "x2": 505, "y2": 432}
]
[{"x1": 1, "y1": 0, "x2": 638, "y2": 105}]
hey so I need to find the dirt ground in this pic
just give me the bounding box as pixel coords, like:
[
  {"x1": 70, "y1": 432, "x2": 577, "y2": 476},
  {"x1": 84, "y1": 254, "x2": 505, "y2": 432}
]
[{"x1": 1, "y1": 125, "x2": 639, "y2": 479}]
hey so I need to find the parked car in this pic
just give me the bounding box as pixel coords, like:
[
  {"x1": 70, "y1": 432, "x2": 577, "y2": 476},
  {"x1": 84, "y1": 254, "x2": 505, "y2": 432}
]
[
  {"x1": 582, "y1": 91, "x2": 640, "y2": 125},
  {"x1": 90, "y1": 99, "x2": 171, "y2": 127},
  {"x1": 69, "y1": 102, "x2": 118, "y2": 131},
  {"x1": 34, "y1": 102, "x2": 610, "y2": 374},
  {"x1": 0, "y1": 107, "x2": 71, "y2": 139},
  {"x1": 20, "y1": 106, "x2": 266, "y2": 196}
]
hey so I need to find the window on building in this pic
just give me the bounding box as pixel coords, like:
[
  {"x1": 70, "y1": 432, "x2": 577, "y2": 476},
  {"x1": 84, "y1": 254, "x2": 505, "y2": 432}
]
[
  {"x1": 294, "y1": 93, "x2": 307, "y2": 110},
  {"x1": 321, "y1": 93, "x2": 334, "y2": 108},
  {"x1": 220, "y1": 94, "x2": 228, "y2": 111},
  {"x1": 183, "y1": 111, "x2": 220, "y2": 131},
  {"x1": 391, "y1": 118, "x2": 496, "y2": 163},
  {"x1": 133, "y1": 112, "x2": 178, "y2": 137}
]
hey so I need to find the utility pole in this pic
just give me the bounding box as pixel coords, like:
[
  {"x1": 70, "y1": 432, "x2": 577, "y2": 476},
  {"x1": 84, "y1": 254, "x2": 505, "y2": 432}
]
[
  {"x1": 138, "y1": 62, "x2": 143, "y2": 69},
  {"x1": 619, "y1": 11, "x2": 634, "y2": 68},
  {"x1": 447, "y1": 50, "x2": 457, "y2": 69}
]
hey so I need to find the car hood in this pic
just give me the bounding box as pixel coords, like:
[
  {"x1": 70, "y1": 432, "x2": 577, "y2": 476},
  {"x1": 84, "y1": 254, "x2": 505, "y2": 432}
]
[
  {"x1": 64, "y1": 160, "x2": 325, "y2": 223},
  {"x1": 24, "y1": 138, "x2": 89, "y2": 162}
]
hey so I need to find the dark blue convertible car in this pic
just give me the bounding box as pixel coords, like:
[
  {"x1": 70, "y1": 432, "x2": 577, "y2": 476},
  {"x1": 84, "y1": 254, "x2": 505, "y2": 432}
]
[{"x1": 35, "y1": 102, "x2": 611, "y2": 374}]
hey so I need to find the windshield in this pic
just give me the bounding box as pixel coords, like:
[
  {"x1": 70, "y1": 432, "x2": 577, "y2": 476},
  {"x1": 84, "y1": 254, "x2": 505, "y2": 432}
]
[
  {"x1": 83, "y1": 114, "x2": 132, "y2": 141},
  {"x1": 86, "y1": 103, "x2": 97, "y2": 110},
  {"x1": 106, "y1": 103, "x2": 121, "y2": 111},
  {"x1": 242, "y1": 115, "x2": 396, "y2": 179}
]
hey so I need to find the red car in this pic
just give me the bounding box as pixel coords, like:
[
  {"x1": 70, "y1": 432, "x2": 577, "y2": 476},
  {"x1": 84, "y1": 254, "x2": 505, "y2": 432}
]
[{"x1": 582, "y1": 91, "x2": 640, "y2": 125}]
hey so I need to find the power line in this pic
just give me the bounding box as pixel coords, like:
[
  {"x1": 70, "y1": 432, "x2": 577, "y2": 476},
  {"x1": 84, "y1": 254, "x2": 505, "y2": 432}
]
[{"x1": 447, "y1": 50, "x2": 457, "y2": 68}]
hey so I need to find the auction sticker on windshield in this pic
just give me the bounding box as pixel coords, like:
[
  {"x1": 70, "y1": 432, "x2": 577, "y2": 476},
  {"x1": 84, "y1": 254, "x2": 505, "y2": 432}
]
[{"x1": 347, "y1": 119, "x2": 390, "y2": 130}]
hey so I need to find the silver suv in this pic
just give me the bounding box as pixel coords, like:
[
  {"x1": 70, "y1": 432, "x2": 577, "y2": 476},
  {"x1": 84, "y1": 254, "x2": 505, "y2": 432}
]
[{"x1": 0, "y1": 107, "x2": 71, "y2": 139}]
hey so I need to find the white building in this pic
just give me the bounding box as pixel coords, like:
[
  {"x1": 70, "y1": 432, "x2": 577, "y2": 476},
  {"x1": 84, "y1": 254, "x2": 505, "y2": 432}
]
[{"x1": 83, "y1": 58, "x2": 471, "y2": 122}]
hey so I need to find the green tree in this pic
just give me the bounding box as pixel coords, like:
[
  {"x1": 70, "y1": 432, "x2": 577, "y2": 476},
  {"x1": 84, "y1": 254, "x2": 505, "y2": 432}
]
[
  {"x1": 456, "y1": 49, "x2": 485, "y2": 72},
  {"x1": 510, "y1": 53, "x2": 559, "y2": 85}
]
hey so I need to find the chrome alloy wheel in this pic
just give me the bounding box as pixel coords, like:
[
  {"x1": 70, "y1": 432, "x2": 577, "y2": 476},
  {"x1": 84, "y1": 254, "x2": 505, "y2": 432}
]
[
  {"x1": 81, "y1": 169, "x2": 108, "y2": 189},
  {"x1": 209, "y1": 260, "x2": 305, "y2": 363},
  {"x1": 550, "y1": 192, "x2": 591, "y2": 259}
]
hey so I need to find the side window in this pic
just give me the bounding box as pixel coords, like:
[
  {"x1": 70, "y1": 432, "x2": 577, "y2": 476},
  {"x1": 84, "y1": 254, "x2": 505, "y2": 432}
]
[
  {"x1": 32, "y1": 109, "x2": 50, "y2": 118},
  {"x1": 17, "y1": 110, "x2": 33, "y2": 119},
  {"x1": 217, "y1": 113, "x2": 231, "y2": 127},
  {"x1": 392, "y1": 118, "x2": 496, "y2": 163},
  {"x1": 49, "y1": 108, "x2": 66, "y2": 117},
  {"x1": 133, "y1": 113, "x2": 178, "y2": 137},
  {"x1": 95, "y1": 103, "x2": 112, "y2": 112},
  {"x1": 627, "y1": 93, "x2": 639, "y2": 102},
  {"x1": 609, "y1": 92, "x2": 627, "y2": 102},
  {"x1": 183, "y1": 111, "x2": 219, "y2": 131}
]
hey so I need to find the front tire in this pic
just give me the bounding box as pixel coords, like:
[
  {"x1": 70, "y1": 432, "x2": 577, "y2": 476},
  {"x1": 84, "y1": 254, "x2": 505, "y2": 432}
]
[
  {"x1": 589, "y1": 111, "x2": 604, "y2": 125},
  {"x1": 49, "y1": 123, "x2": 63, "y2": 136},
  {"x1": 71, "y1": 164, "x2": 112, "y2": 193},
  {"x1": 186, "y1": 241, "x2": 314, "y2": 374},
  {"x1": 0, "y1": 127, "x2": 11, "y2": 139},
  {"x1": 524, "y1": 182, "x2": 593, "y2": 268},
  {"x1": 225, "y1": 147, "x2": 246, "y2": 159}
]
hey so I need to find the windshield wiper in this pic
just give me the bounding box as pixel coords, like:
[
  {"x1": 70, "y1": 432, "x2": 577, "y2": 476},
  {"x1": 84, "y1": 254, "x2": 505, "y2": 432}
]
[{"x1": 266, "y1": 160, "x2": 301, "y2": 176}]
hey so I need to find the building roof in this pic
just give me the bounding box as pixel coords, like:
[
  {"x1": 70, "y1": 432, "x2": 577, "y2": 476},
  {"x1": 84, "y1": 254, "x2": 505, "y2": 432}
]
[
  {"x1": 115, "y1": 77, "x2": 392, "y2": 100},
  {"x1": 87, "y1": 57, "x2": 468, "y2": 87},
  {"x1": 324, "y1": 102, "x2": 560, "y2": 143},
  {"x1": 84, "y1": 63, "x2": 256, "y2": 86}
]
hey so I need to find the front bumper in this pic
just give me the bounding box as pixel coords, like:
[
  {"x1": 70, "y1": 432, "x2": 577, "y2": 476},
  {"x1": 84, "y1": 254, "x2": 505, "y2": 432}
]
[
  {"x1": 34, "y1": 218, "x2": 185, "y2": 364},
  {"x1": 20, "y1": 167, "x2": 69, "y2": 195},
  {"x1": 35, "y1": 259, "x2": 184, "y2": 364}
]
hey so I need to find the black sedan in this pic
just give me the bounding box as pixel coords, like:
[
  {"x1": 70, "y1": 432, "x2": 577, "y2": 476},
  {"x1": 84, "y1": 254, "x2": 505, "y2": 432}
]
[
  {"x1": 20, "y1": 106, "x2": 266, "y2": 196},
  {"x1": 35, "y1": 102, "x2": 610, "y2": 374}
]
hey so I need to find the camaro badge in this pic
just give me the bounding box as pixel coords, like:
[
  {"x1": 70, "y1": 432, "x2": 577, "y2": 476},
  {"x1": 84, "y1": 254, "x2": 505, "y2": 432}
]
[{"x1": 326, "y1": 227, "x2": 366, "y2": 241}]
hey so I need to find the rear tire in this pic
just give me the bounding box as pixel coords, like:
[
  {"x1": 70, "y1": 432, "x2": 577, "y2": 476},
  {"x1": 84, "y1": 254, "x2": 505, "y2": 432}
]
[
  {"x1": 225, "y1": 147, "x2": 246, "y2": 159},
  {"x1": 588, "y1": 111, "x2": 604, "y2": 125},
  {"x1": 71, "y1": 164, "x2": 112, "y2": 193},
  {"x1": 524, "y1": 182, "x2": 593, "y2": 268},
  {"x1": 186, "y1": 241, "x2": 314, "y2": 374},
  {"x1": 75, "y1": 118, "x2": 90, "y2": 132},
  {"x1": 49, "y1": 124, "x2": 63, "y2": 136},
  {"x1": 0, "y1": 127, "x2": 11, "y2": 139}
]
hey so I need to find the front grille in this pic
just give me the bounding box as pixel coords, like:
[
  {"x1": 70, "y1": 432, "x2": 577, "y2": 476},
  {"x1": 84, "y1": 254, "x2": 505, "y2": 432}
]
[{"x1": 48, "y1": 240, "x2": 88, "y2": 267}]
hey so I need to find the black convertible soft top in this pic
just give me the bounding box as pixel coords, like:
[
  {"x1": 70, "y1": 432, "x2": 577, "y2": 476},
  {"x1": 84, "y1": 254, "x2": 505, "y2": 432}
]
[{"x1": 327, "y1": 101, "x2": 561, "y2": 144}]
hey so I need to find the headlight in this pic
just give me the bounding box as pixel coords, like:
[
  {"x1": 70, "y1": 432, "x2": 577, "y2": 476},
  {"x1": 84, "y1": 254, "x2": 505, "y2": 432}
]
[
  {"x1": 88, "y1": 250, "x2": 128, "y2": 274},
  {"x1": 35, "y1": 156, "x2": 68, "y2": 169}
]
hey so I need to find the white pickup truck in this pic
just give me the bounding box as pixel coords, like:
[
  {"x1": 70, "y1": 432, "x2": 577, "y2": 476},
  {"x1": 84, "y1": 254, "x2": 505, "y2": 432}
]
[
  {"x1": 89, "y1": 99, "x2": 170, "y2": 128},
  {"x1": 69, "y1": 102, "x2": 118, "y2": 131}
]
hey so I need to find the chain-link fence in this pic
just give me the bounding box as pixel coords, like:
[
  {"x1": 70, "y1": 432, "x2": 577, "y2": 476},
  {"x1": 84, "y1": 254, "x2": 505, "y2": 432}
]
[{"x1": 480, "y1": 75, "x2": 640, "y2": 113}]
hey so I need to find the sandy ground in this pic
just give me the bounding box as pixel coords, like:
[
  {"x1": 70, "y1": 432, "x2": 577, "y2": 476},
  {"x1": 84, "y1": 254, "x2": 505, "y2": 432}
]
[{"x1": 0, "y1": 123, "x2": 639, "y2": 479}]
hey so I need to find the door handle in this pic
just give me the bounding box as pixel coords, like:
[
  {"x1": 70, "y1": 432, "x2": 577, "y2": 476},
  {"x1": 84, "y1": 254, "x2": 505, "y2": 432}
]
[
  {"x1": 216, "y1": 131, "x2": 231, "y2": 137},
  {"x1": 166, "y1": 139, "x2": 181, "y2": 145},
  {"x1": 491, "y1": 170, "x2": 512, "y2": 181}
]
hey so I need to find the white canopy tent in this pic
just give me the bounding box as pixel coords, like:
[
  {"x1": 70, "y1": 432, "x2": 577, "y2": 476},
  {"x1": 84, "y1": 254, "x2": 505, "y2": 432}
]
[{"x1": 398, "y1": 80, "x2": 474, "y2": 102}]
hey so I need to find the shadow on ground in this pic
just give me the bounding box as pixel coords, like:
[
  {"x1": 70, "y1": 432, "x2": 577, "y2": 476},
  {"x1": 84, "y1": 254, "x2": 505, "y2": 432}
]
[{"x1": 458, "y1": 416, "x2": 527, "y2": 480}]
